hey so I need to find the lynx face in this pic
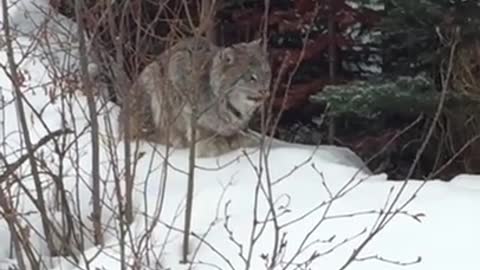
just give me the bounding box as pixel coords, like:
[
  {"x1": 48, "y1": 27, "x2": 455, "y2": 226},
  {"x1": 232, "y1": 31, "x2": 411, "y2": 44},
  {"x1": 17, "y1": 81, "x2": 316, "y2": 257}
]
[{"x1": 210, "y1": 39, "x2": 272, "y2": 120}]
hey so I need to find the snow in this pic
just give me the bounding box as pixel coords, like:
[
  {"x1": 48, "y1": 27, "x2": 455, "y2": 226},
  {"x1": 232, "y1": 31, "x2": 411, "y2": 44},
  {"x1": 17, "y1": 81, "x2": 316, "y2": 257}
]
[{"x1": 0, "y1": 1, "x2": 480, "y2": 270}]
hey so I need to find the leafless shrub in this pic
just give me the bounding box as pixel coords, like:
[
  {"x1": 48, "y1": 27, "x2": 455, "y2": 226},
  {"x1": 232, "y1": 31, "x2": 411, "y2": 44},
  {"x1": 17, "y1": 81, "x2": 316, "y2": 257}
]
[{"x1": 0, "y1": 1, "x2": 441, "y2": 270}]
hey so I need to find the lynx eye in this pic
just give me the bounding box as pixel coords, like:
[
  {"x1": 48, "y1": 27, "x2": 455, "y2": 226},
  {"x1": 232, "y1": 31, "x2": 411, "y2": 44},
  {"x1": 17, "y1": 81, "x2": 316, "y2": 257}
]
[{"x1": 250, "y1": 74, "x2": 258, "y2": 82}]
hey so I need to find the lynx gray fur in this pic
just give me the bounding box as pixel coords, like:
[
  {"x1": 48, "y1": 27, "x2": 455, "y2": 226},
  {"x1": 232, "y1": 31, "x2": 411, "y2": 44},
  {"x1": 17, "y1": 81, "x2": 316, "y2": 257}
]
[{"x1": 127, "y1": 37, "x2": 272, "y2": 157}]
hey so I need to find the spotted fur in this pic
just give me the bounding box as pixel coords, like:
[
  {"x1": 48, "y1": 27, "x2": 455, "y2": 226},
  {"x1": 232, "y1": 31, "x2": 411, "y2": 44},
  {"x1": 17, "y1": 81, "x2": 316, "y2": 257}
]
[{"x1": 126, "y1": 37, "x2": 271, "y2": 157}]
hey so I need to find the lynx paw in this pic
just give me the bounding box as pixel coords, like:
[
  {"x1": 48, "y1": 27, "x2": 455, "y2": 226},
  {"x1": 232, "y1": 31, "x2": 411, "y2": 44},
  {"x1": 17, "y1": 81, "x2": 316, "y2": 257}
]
[
  {"x1": 195, "y1": 137, "x2": 231, "y2": 158},
  {"x1": 195, "y1": 132, "x2": 261, "y2": 158},
  {"x1": 229, "y1": 132, "x2": 261, "y2": 149}
]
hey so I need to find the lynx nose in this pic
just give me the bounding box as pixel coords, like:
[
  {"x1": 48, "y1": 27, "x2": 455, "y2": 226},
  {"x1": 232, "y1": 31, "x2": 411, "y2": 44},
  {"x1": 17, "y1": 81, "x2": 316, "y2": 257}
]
[{"x1": 260, "y1": 89, "x2": 270, "y2": 98}]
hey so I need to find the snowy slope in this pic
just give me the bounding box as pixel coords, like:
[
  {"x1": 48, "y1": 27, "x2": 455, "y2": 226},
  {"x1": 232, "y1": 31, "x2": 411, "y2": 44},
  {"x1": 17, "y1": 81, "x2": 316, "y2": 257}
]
[{"x1": 1, "y1": 1, "x2": 480, "y2": 270}]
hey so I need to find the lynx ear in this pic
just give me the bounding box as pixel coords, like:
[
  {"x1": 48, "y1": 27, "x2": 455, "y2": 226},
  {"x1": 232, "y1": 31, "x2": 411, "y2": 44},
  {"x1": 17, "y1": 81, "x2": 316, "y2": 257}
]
[
  {"x1": 220, "y1": 47, "x2": 235, "y2": 64},
  {"x1": 249, "y1": 38, "x2": 262, "y2": 47}
]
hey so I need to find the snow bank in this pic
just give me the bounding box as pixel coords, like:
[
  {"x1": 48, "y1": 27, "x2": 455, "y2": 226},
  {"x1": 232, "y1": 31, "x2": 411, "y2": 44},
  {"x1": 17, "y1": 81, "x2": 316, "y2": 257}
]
[{"x1": 0, "y1": 2, "x2": 479, "y2": 270}]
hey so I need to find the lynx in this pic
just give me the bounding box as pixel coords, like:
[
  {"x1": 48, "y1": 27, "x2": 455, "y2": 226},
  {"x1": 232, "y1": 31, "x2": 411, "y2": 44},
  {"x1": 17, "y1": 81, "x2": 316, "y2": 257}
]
[{"x1": 126, "y1": 37, "x2": 272, "y2": 157}]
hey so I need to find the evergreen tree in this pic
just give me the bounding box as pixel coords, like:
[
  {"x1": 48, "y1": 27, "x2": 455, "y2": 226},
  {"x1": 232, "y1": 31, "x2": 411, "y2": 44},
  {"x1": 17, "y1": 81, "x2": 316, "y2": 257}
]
[{"x1": 309, "y1": 0, "x2": 480, "y2": 178}]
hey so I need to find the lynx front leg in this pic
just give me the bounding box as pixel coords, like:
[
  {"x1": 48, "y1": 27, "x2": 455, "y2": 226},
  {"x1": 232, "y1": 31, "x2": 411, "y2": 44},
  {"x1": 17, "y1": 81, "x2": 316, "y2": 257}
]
[{"x1": 118, "y1": 92, "x2": 152, "y2": 142}]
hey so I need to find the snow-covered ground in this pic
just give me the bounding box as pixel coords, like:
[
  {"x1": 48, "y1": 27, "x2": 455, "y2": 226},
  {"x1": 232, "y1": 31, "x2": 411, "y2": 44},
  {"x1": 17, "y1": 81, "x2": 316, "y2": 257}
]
[{"x1": 0, "y1": 1, "x2": 479, "y2": 270}]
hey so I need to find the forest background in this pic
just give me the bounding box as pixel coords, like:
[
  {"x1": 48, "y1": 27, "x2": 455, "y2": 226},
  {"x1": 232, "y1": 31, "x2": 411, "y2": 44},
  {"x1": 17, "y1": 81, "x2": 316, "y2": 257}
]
[{"x1": 49, "y1": 0, "x2": 480, "y2": 180}]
